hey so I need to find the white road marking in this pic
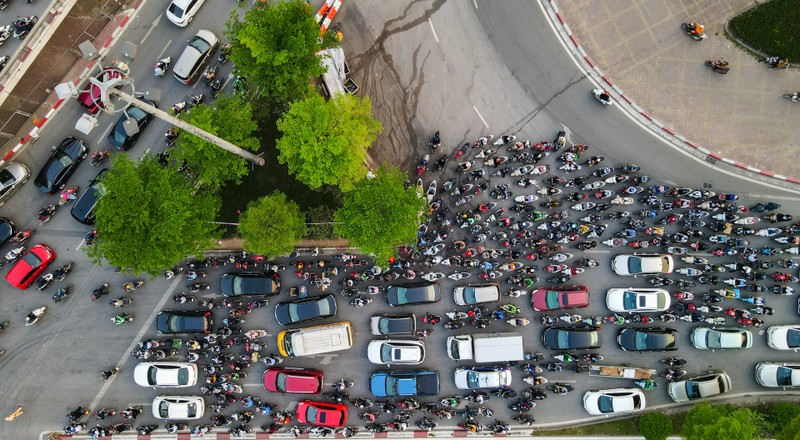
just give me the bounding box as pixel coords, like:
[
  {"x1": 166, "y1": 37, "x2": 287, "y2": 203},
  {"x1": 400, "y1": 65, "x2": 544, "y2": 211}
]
[
  {"x1": 584, "y1": 249, "x2": 610, "y2": 254},
  {"x1": 156, "y1": 40, "x2": 172, "y2": 60},
  {"x1": 76, "y1": 238, "x2": 85, "y2": 250},
  {"x1": 473, "y1": 0, "x2": 479, "y2": 9},
  {"x1": 140, "y1": 13, "x2": 163, "y2": 45},
  {"x1": 428, "y1": 18, "x2": 439, "y2": 42},
  {"x1": 473, "y1": 105, "x2": 489, "y2": 128}
]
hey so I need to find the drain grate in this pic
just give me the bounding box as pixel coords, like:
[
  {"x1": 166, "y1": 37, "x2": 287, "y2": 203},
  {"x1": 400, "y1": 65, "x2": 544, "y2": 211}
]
[{"x1": 702, "y1": 182, "x2": 714, "y2": 189}]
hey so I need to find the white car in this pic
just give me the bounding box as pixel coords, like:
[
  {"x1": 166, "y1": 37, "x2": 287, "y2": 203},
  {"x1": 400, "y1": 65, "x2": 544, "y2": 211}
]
[
  {"x1": 766, "y1": 325, "x2": 800, "y2": 351},
  {"x1": 667, "y1": 372, "x2": 731, "y2": 402},
  {"x1": 0, "y1": 162, "x2": 30, "y2": 207},
  {"x1": 152, "y1": 396, "x2": 204, "y2": 419},
  {"x1": 166, "y1": 0, "x2": 206, "y2": 27},
  {"x1": 605, "y1": 288, "x2": 671, "y2": 313},
  {"x1": 453, "y1": 283, "x2": 500, "y2": 306},
  {"x1": 582, "y1": 388, "x2": 645, "y2": 415},
  {"x1": 690, "y1": 327, "x2": 752, "y2": 350},
  {"x1": 367, "y1": 339, "x2": 425, "y2": 365},
  {"x1": 755, "y1": 362, "x2": 800, "y2": 388},
  {"x1": 454, "y1": 366, "x2": 512, "y2": 390},
  {"x1": 133, "y1": 362, "x2": 198, "y2": 388},
  {"x1": 611, "y1": 254, "x2": 673, "y2": 276}
]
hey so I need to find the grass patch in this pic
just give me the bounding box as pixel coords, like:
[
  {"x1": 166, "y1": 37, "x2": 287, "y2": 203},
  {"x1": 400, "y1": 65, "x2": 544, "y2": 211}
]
[
  {"x1": 539, "y1": 418, "x2": 638, "y2": 436},
  {"x1": 729, "y1": 0, "x2": 800, "y2": 60}
]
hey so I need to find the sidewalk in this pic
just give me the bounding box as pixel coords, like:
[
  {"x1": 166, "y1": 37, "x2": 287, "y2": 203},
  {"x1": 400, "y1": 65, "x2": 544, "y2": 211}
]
[{"x1": 555, "y1": 0, "x2": 800, "y2": 180}]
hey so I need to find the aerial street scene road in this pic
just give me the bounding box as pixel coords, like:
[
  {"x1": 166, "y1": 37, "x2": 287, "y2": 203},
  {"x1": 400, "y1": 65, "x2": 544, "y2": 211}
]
[{"x1": 1, "y1": 0, "x2": 800, "y2": 439}]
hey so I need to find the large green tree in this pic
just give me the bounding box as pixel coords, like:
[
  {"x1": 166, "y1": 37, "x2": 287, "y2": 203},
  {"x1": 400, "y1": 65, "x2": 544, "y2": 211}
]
[
  {"x1": 88, "y1": 154, "x2": 219, "y2": 275},
  {"x1": 238, "y1": 191, "x2": 307, "y2": 257},
  {"x1": 778, "y1": 414, "x2": 800, "y2": 440},
  {"x1": 277, "y1": 93, "x2": 382, "y2": 191},
  {"x1": 681, "y1": 403, "x2": 763, "y2": 440},
  {"x1": 334, "y1": 166, "x2": 425, "y2": 264},
  {"x1": 226, "y1": 0, "x2": 331, "y2": 107},
  {"x1": 170, "y1": 95, "x2": 260, "y2": 189}
]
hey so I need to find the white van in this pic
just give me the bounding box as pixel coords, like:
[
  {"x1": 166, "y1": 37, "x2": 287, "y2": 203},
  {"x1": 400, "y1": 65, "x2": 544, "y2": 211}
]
[{"x1": 277, "y1": 321, "x2": 353, "y2": 358}]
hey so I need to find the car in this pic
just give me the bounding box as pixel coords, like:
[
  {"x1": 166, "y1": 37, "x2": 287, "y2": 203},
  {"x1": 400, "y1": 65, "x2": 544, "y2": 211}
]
[
  {"x1": 691, "y1": 327, "x2": 753, "y2": 350},
  {"x1": 156, "y1": 310, "x2": 213, "y2": 334},
  {"x1": 531, "y1": 285, "x2": 589, "y2": 311},
  {"x1": 133, "y1": 362, "x2": 198, "y2": 388},
  {"x1": 454, "y1": 366, "x2": 512, "y2": 390},
  {"x1": 173, "y1": 29, "x2": 218, "y2": 84},
  {"x1": 617, "y1": 327, "x2": 678, "y2": 352},
  {"x1": 369, "y1": 370, "x2": 440, "y2": 397},
  {"x1": 166, "y1": 0, "x2": 206, "y2": 27},
  {"x1": 0, "y1": 217, "x2": 14, "y2": 245},
  {"x1": 152, "y1": 395, "x2": 204, "y2": 419},
  {"x1": 668, "y1": 372, "x2": 732, "y2": 402},
  {"x1": 77, "y1": 67, "x2": 126, "y2": 114},
  {"x1": 367, "y1": 339, "x2": 425, "y2": 365},
  {"x1": 370, "y1": 314, "x2": 416, "y2": 336},
  {"x1": 5, "y1": 243, "x2": 55, "y2": 289},
  {"x1": 605, "y1": 288, "x2": 671, "y2": 313},
  {"x1": 542, "y1": 326, "x2": 601, "y2": 351},
  {"x1": 766, "y1": 325, "x2": 800, "y2": 351},
  {"x1": 386, "y1": 282, "x2": 441, "y2": 306},
  {"x1": 755, "y1": 362, "x2": 800, "y2": 388},
  {"x1": 611, "y1": 254, "x2": 673, "y2": 276},
  {"x1": 274, "y1": 294, "x2": 337, "y2": 326},
  {"x1": 34, "y1": 137, "x2": 88, "y2": 194},
  {"x1": 263, "y1": 367, "x2": 324, "y2": 394},
  {"x1": 0, "y1": 162, "x2": 30, "y2": 206},
  {"x1": 220, "y1": 272, "x2": 280, "y2": 297},
  {"x1": 107, "y1": 101, "x2": 155, "y2": 150},
  {"x1": 70, "y1": 168, "x2": 107, "y2": 224},
  {"x1": 453, "y1": 283, "x2": 500, "y2": 306},
  {"x1": 582, "y1": 388, "x2": 646, "y2": 415},
  {"x1": 295, "y1": 400, "x2": 347, "y2": 428}
]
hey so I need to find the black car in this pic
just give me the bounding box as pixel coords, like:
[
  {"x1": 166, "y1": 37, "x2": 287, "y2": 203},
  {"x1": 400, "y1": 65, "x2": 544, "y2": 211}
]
[
  {"x1": 156, "y1": 310, "x2": 213, "y2": 334},
  {"x1": 0, "y1": 217, "x2": 14, "y2": 246},
  {"x1": 107, "y1": 101, "x2": 155, "y2": 150},
  {"x1": 542, "y1": 326, "x2": 602, "y2": 350},
  {"x1": 70, "y1": 168, "x2": 107, "y2": 224},
  {"x1": 220, "y1": 272, "x2": 280, "y2": 297},
  {"x1": 617, "y1": 327, "x2": 678, "y2": 352},
  {"x1": 386, "y1": 282, "x2": 441, "y2": 306},
  {"x1": 34, "y1": 137, "x2": 88, "y2": 194},
  {"x1": 274, "y1": 294, "x2": 337, "y2": 326},
  {"x1": 370, "y1": 314, "x2": 416, "y2": 336}
]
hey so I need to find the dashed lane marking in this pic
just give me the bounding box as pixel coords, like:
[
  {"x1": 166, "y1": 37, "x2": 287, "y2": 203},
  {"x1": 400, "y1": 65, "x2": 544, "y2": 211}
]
[
  {"x1": 473, "y1": 106, "x2": 489, "y2": 128},
  {"x1": 428, "y1": 18, "x2": 439, "y2": 42}
]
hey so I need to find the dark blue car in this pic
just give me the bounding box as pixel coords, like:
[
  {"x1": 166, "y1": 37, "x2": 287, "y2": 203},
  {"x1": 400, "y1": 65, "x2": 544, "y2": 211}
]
[{"x1": 369, "y1": 370, "x2": 439, "y2": 397}]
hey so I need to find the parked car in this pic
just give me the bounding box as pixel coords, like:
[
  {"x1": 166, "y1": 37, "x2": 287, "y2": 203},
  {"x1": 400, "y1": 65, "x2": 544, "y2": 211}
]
[
  {"x1": 605, "y1": 288, "x2": 670, "y2": 313},
  {"x1": 78, "y1": 67, "x2": 125, "y2": 114},
  {"x1": 4, "y1": 243, "x2": 55, "y2": 289},
  {"x1": 766, "y1": 325, "x2": 800, "y2": 351},
  {"x1": 156, "y1": 310, "x2": 213, "y2": 334},
  {"x1": 107, "y1": 101, "x2": 154, "y2": 150},
  {"x1": 0, "y1": 162, "x2": 29, "y2": 206},
  {"x1": 367, "y1": 339, "x2": 425, "y2": 365},
  {"x1": 220, "y1": 272, "x2": 280, "y2": 297},
  {"x1": 133, "y1": 362, "x2": 198, "y2": 388},
  {"x1": 152, "y1": 395, "x2": 204, "y2": 419},
  {"x1": 531, "y1": 285, "x2": 589, "y2": 311},
  {"x1": 34, "y1": 137, "x2": 88, "y2": 194},
  {"x1": 668, "y1": 372, "x2": 731, "y2": 402},
  {"x1": 166, "y1": 0, "x2": 206, "y2": 27},
  {"x1": 542, "y1": 326, "x2": 601, "y2": 350},
  {"x1": 274, "y1": 294, "x2": 337, "y2": 326},
  {"x1": 617, "y1": 327, "x2": 678, "y2": 352},
  {"x1": 369, "y1": 370, "x2": 440, "y2": 397},
  {"x1": 0, "y1": 217, "x2": 14, "y2": 245},
  {"x1": 755, "y1": 362, "x2": 800, "y2": 388},
  {"x1": 611, "y1": 254, "x2": 673, "y2": 276},
  {"x1": 173, "y1": 29, "x2": 218, "y2": 84},
  {"x1": 70, "y1": 168, "x2": 107, "y2": 224},
  {"x1": 454, "y1": 366, "x2": 512, "y2": 390},
  {"x1": 369, "y1": 314, "x2": 416, "y2": 336},
  {"x1": 582, "y1": 388, "x2": 646, "y2": 415},
  {"x1": 295, "y1": 400, "x2": 347, "y2": 428},
  {"x1": 386, "y1": 282, "x2": 441, "y2": 306},
  {"x1": 691, "y1": 327, "x2": 752, "y2": 350},
  {"x1": 263, "y1": 367, "x2": 323, "y2": 394},
  {"x1": 453, "y1": 283, "x2": 500, "y2": 306}
]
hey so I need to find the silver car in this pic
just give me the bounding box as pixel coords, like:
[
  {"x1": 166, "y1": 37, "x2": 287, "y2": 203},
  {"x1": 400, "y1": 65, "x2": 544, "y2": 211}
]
[
  {"x1": 173, "y1": 29, "x2": 218, "y2": 84},
  {"x1": 0, "y1": 162, "x2": 29, "y2": 206},
  {"x1": 668, "y1": 371, "x2": 731, "y2": 402}
]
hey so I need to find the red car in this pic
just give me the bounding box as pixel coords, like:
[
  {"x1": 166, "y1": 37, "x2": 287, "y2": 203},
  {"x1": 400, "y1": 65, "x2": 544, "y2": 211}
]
[
  {"x1": 295, "y1": 400, "x2": 347, "y2": 428},
  {"x1": 5, "y1": 244, "x2": 56, "y2": 289},
  {"x1": 263, "y1": 367, "x2": 323, "y2": 394},
  {"x1": 78, "y1": 67, "x2": 125, "y2": 114},
  {"x1": 531, "y1": 285, "x2": 589, "y2": 311}
]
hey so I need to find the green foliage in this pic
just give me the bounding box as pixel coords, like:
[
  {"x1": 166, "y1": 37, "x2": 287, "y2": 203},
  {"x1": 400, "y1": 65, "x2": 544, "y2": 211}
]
[
  {"x1": 171, "y1": 95, "x2": 260, "y2": 189},
  {"x1": 226, "y1": 0, "x2": 328, "y2": 108},
  {"x1": 730, "y1": 0, "x2": 800, "y2": 61},
  {"x1": 89, "y1": 154, "x2": 219, "y2": 276},
  {"x1": 638, "y1": 412, "x2": 673, "y2": 440},
  {"x1": 305, "y1": 205, "x2": 339, "y2": 240},
  {"x1": 334, "y1": 166, "x2": 425, "y2": 264},
  {"x1": 769, "y1": 403, "x2": 800, "y2": 436},
  {"x1": 277, "y1": 93, "x2": 382, "y2": 191},
  {"x1": 778, "y1": 414, "x2": 800, "y2": 440},
  {"x1": 682, "y1": 403, "x2": 763, "y2": 440},
  {"x1": 238, "y1": 191, "x2": 307, "y2": 257}
]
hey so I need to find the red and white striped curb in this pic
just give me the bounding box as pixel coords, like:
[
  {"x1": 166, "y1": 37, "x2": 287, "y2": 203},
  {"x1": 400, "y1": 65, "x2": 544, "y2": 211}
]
[{"x1": 544, "y1": 0, "x2": 800, "y2": 186}]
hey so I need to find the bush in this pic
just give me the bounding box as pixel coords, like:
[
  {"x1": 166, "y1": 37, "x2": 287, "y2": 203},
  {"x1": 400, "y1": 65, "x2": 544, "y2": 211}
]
[
  {"x1": 639, "y1": 412, "x2": 673, "y2": 440},
  {"x1": 729, "y1": 0, "x2": 800, "y2": 61},
  {"x1": 305, "y1": 205, "x2": 338, "y2": 240},
  {"x1": 777, "y1": 414, "x2": 800, "y2": 440},
  {"x1": 768, "y1": 403, "x2": 800, "y2": 435}
]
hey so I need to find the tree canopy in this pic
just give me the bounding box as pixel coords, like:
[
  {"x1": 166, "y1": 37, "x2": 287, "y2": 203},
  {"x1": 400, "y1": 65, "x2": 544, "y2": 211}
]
[
  {"x1": 170, "y1": 95, "x2": 261, "y2": 189},
  {"x1": 334, "y1": 166, "x2": 425, "y2": 264},
  {"x1": 681, "y1": 403, "x2": 763, "y2": 440},
  {"x1": 638, "y1": 412, "x2": 673, "y2": 440},
  {"x1": 238, "y1": 191, "x2": 307, "y2": 257},
  {"x1": 277, "y1": 93, "x2": 382, "y2": 191},
  {"x1": 88, "y1": 154, "x2": 219, "y2": 275}
]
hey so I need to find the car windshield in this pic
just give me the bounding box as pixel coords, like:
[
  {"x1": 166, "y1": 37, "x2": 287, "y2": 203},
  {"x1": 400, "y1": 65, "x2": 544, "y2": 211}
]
[
  {"x1": 544, "y1": 291, "x2": 559, "y2": 309},
  {"x1": 305, "y1": 405, "x2": 318, "y2": 422},
  {"x1": 463, "y1": 288, "x2": 477, "y2": 304},
  {"x1": 628, "y1": 257, "x2": 642, "y2": 273},
  {"x1": 276, "y1": 373, "x2": 287, "y2": 392},
  {"x1": 394, "y1": 287, "x2": 409, "y2": 303},
  {"x1": 706, "y1": 331, "x2": 721, "y2": 348},
  {"x1": 158, "y1": 401, "x2": 169, "y2": 417},
  {"x1": 186, "y1": 403, "x2": 197, "y2": 418},
  {"x1": 188, "y1": 35, "x2": 211, "y2": 53},
  {"x1": 777, "y1": 367, "x2": 794, "y2": 386},
  {"x1": 21, "y1": 252, "x2": 42, "y2": 268},
  {"x1": 111, "y1": 125, "x2": 128, "y2": 144},
  {"x1": 466, "y1": 371, "x2": 481, "y2": 389},
  {"x1": 168, "y1": 2, "x2": 185, "y2": 17},
  {"x1": 177, "y1": 368, "x2": 188, "y2": 385},
  {"x1": 128, "y1": 106, "x2": 147, "y2": 122},
  {"x1": 597, "y1": 396, "x2": 614, "y2": 413},
  {"x1": 0, "y1": 169, "x2": 13, "y2": 185},
  {"x1": 623, "y1": 291, "x2": 637, "y2": 310},
  {"x1": 386, "y1": 376, "x2": 399, "y2": 393},
  {"x1": 633, "y1": 332, "x2": 651, "y2": 349},
  {"x1": 685, "y1": 381, "x2": 701, "y2": 399},
  {"x1": 378, "y1": 318, "x2": 391, "y2": 334},
  {"x1": 147, "y1": 368, "x2": 159, "y2": 385},
  {"x1": 380, "y1": 344, "x2": 394, "y2": 362},
  {"x1": 167, "y1": 315, "x2": 181, "y2": 331},
  {"x1": 787, "y1": 329, "x2": 800, "y2": 347}
]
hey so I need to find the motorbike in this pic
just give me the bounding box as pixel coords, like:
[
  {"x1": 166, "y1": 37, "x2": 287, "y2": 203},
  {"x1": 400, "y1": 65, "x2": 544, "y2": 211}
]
[
  {"x1": 4, "y1": 246, "x2": 24, "y2": 264},
  {"x1": 90, "y1": 149, "x2": 111, "y2": 167},
  {"x1": 448, "y1": 271, "x2": 470, "y2": 280},
  {"x1": 765, "y1": 56, "x2": 790, "y2": 69},
  {"x1": 572, "y1": 202, "x2": 597, "y2": 211},
  {"x1": 58, "y1": 186, "x2": 79, "y2": 205},
  {"x1": 0, "y1": 24, "x2": 11, "y2": 45},
  {"x1": 53, "y1": 262, "x2": 73, "y2": 282},
  {"x1": 592, "y1": 88, "x2": 612, "y2": 106},
  {"x1": 154, "y1": 56, "x2": 171, "y2": 77},
  {"x1": 515, "y1": 194, "x2": 538, "y2": 204},
  {"x1": 611, "y1": 196, "x2": 634, "y2": 205},
  {"x1": 91, "y1": 283, "x2": 110, "y2": 301},
  {"x1": 35, "y1": 273, "x2": 53, "y2": 291},
  {"x1": 784, "y1": 92, "x2": 800, "y2": 102},
  {"x1": 111, "y1": 313, "x2": 134, "y2": 325},
  {"x1": 110, "y1": 297, "x2": 133, "y2": 308},
  {"x1": 681, "y1": 22, "x2": 706, "y2": 40},
  {"x1": 52, "y1": 286, "x2": 70, "y2": 303},
  {"x1": 547, "y1": 383, "x2": 574, "y2": 395},
  {"x1": 202, "y1": 65, "x2": 218, "y2": 87},
  {"x1": 705, "y1": 59, "x2": 730, "y2": 74},
  {"x1": 122, "y1": 280, "x2": 144, "y2": 292},
  {"x1": 12, "y1": 16, "x2": 38, "y2": 39},
  {"x1": 25, "y1": 306, "x2": 46, "y2": 325}
]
